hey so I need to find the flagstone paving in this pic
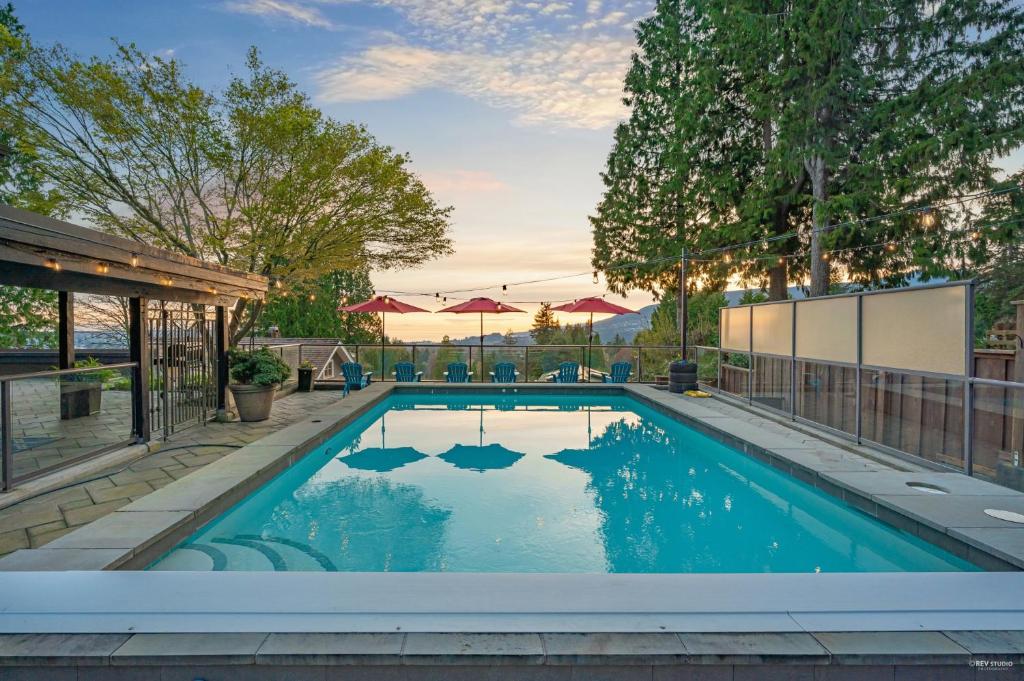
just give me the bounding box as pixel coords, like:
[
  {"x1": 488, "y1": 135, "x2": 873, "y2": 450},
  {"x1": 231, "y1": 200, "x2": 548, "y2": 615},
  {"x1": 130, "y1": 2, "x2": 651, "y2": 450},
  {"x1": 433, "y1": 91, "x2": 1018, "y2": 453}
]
[{"x1": 0, "y1": 390, "x2": 345, "y2": 557}]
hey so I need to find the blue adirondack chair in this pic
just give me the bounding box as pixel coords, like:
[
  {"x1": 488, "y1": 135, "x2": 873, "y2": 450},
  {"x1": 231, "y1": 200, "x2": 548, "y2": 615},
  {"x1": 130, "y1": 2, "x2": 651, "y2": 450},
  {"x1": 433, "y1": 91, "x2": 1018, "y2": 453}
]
[
  {"x1": 341, "y1": 362, "x2": 373, "y2": 396},
  {"x1": 392, "y1": 361, "x2": 423, "y2": 382},
  {"x1": 444, "y1": 362, "x2": 473, "y2": 383},
  {"x1": 553, "y1": 361, "x2": 579, "y2": 384},
  {"x1": 490, "y1": 362, "x2": 519, "y2": 383},
  {"x1": 602, "y1": 361, "x2": 632, "y2": 383}
]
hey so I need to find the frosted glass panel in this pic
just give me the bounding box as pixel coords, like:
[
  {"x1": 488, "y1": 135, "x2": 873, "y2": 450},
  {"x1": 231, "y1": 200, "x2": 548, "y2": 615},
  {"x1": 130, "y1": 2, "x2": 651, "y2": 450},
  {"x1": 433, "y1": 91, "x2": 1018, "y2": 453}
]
[
  {"x1": 752, "y1": 302, "x2": 794, "y2": 356},
  {"x1": 795, "y1": 297, "x2": 857, "y2": 364},
  {"x1": 862, "y1": 286, "x2": 967, "y2": 376},
  {"x1": 721, "y1": 306, "x2": 751, "y2": 352}
]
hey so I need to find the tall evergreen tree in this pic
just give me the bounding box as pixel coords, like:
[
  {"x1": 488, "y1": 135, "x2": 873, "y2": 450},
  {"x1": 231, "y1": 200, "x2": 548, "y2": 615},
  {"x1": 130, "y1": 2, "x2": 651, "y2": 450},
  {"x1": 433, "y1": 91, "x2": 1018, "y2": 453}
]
[{"x1": 593, "y1": 0, "x2": 1024, "y2": 302}]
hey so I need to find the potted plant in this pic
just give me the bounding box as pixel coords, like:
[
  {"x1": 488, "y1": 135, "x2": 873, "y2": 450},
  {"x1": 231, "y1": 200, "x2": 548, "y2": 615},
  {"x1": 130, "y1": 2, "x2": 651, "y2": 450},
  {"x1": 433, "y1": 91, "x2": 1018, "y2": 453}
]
[
  {"x1": 227, "y1": 347, "x2": 291, "y2": 422},
  {"x1": 58, "y1": 357, "x2": 116, "y2": 420},
  {"x1": 297, "y1": 360, "x2": 316, "y2": 392}
]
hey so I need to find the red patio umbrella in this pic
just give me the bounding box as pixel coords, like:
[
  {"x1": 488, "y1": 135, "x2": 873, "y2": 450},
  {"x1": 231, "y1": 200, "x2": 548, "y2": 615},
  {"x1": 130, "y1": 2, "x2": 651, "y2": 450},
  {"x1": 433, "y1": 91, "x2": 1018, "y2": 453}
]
[
  {"x1": 340, "y1": 295, "x2": 429, "y2": 380},
  {"x1": 437, "y1": 297, "x2": 525, "y2": 380},
  {"x1": 552, "y1": 297, "x2": 637, "y2": 382}
]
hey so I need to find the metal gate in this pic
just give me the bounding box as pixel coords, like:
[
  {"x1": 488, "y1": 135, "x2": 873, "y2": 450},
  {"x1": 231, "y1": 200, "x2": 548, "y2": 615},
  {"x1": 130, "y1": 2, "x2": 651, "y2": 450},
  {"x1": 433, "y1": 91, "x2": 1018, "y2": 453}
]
[{"x1": 148, "y1": 301, "x2": 218, "y2": 438}]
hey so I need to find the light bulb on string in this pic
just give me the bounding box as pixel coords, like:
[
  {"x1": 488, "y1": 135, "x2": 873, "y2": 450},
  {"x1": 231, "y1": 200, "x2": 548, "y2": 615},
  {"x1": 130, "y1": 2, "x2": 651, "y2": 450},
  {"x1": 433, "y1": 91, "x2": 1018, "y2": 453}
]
[
  {"x1": 821, "y1": 252, "x2": 831, "y2": 262},
  {"x1": 129, "y1": 253, "x2": 139, "y2": 267},
  {"x1": 502, "y1": 284, "x2": 507, "y2": 296},
  {"x1": 309, "y1": 294, "x2": 316, "y2": 302},
  {"x1": 921, "y1": 212, "x2": 936, "y2": 229},
  {"x1": 970, "y1": 230, "x2": 982, "y2": 241},
  {"x1": 886, "y1": 242, "x2": 898, "y2": 253}
]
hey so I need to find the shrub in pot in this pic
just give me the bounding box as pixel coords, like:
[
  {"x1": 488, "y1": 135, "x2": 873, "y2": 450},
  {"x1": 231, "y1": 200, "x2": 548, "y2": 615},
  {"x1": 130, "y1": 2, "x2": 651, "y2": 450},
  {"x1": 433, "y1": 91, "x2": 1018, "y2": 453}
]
[
  {"x1": 228, "y1": 347, "x2": 291, "y2": 422},
  {"x1": 297, "y1": 361, "x2": 315, "y2": 392}
]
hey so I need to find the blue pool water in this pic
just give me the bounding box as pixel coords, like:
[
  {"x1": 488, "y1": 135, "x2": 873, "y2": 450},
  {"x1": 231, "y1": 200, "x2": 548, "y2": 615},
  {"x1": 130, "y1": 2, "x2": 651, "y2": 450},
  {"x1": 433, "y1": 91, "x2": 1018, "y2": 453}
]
[{"x1": 150, "y1": 394, "x2": 975, "y2": 573}]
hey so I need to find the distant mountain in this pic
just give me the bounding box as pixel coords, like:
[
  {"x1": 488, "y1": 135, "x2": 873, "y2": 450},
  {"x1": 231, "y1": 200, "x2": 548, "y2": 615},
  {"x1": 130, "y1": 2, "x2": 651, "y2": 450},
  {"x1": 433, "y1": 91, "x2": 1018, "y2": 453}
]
[{"x1": 432, "y1": 304, "x2": 659, "y2": 346}]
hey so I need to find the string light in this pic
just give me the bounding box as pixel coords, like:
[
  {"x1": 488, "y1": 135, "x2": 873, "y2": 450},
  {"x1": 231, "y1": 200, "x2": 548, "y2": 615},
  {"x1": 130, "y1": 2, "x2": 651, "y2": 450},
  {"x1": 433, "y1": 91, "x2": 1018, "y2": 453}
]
[
  {"x1": 44, "y1": 258, "x2": 60, "y2": 271},
  {"x1": 274, "y1": 279, "x2": 283, "y2": 289},
  {"x1": 592, "y1": 271, "x2": 599, "y2": 284},
  {"x1": 821, "y1": 252, "x2": 831, "y2": 261},
  {"x1": 970, "y1": 230, "x2": 982, "y2": 240},
  {"x1": 886, "y1": 242, "x2": 898, "y2": 253},
  {"x1": 502, "y1": 284, "x2": 507, "y2": 295},
  {"x1": 777, "y1": 257, "x2": 786, "y2": 265},
  {"x1": 921, "y1": 212, "x2": 936, "y2": 229},
  {"x1": 208, "y1": 286, "x2": 217, "y2": 295},
  {"x1": 309, "y1": 294, "x2": 316, "y2": 302},
  {"x1": 96, "y1": 262, "x2": 109, "y2": 274},
  {"x1": 129, "y1": 253, "x2": 139, "y2": 267}
]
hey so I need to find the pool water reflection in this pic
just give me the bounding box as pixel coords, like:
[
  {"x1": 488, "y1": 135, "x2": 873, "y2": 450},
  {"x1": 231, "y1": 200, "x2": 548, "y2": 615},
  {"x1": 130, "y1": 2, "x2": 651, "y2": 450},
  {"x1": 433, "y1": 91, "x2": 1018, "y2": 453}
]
[{"x1": 150, "y1": 394, "x2": 975, "y2": 573}]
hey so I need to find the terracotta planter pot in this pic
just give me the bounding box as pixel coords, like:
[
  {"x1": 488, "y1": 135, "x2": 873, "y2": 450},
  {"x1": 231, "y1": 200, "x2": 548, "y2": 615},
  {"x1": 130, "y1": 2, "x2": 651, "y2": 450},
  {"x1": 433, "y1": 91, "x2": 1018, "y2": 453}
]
[{"x1": 229, "y1": 383, "x2": 277, "y2": 422}]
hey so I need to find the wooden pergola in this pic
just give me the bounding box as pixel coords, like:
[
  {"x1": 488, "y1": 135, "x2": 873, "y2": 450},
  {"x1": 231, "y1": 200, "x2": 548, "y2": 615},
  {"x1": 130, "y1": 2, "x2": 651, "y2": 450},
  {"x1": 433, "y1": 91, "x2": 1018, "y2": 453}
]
[{"x1": 0, "y1": 205, "x2": 268, "y2": 443}]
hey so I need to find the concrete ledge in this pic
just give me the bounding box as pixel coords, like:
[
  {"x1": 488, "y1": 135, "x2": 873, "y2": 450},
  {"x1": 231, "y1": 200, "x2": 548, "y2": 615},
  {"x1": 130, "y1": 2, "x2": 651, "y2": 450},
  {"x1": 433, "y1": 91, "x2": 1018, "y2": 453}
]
[{"x1": 0, "y1": 629, "x2": 1021, "y2": 673}]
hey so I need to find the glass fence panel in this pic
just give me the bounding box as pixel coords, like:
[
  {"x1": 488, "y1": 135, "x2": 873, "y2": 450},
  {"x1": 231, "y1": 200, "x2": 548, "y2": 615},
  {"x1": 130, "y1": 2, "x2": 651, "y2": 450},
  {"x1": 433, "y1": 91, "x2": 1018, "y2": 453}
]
[
  {"x1": 695, "y1": 347, "x2": 719, "y2": 389},
  {"x1": 8, "y1": 365, "x2": 135, "y2": 482},
  {"x1": 860, "y1": 368, "x2": 964, "y2": 469},
  {"x1": 719, "y1": 352, "x2": 750, "y2": 399},
  {"x1": 638, "y1": 347, "x2": 678, "y2": 383},
  {"x1": 752, "y1": 355, "x2": 792, "y2": 413},
  {"x1": 972, "y1": 382, "x2": 1024, "y2": 490},
  {"x1": 795, "y1": 361, "x2": 857, "y2": 435},
  {"x1": 523, "y1": 346, "x2": 585, "y2": 382},
  {"x1": 600, "y1": 346, "x2": 640, "y2": 382},
  {"x1": 480, "y1": 346, "x2": 527, "y2": 381}
]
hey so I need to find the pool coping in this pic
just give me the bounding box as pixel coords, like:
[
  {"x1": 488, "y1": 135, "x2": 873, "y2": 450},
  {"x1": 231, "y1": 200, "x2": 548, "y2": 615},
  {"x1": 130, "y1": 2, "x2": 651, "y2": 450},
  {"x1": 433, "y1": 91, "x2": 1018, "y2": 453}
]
[{"x1": 1, "y1": 381, "x2": 1022, "y2": 572}]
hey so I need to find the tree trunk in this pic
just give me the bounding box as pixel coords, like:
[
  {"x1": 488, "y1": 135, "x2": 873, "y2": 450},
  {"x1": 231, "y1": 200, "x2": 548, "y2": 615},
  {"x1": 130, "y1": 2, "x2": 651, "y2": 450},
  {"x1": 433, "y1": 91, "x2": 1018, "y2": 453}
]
[
  {"x1": 806, "y1": 155, "x2": 830, "y2": 297},
  {"x1": 768, "y1": 263, "x2": 788, "y2": 300}
]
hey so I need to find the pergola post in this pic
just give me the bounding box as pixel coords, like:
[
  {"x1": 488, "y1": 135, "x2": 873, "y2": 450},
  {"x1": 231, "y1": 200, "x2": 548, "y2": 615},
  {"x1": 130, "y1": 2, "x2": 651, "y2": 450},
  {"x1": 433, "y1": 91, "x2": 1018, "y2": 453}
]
[
  {"x1": 128, "y1": 297, "x2": 150, "y2": 442},
  {"x1": 57, "y1": 291, "x2": 75, "y2": 369},
  {"x1": 216, "y1": 305, "x2": 229, "y2": 420}
]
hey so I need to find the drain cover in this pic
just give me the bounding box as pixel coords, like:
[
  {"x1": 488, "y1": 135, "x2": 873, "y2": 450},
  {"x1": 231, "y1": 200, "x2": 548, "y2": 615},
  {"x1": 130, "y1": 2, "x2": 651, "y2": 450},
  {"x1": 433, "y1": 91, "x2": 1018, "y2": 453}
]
[
  {"x1": 905, "y1": 482, "x2": 949, "y2": 494},
  {"x1": 984, "y1": 509, "x2": 1024, "y2": 524}
]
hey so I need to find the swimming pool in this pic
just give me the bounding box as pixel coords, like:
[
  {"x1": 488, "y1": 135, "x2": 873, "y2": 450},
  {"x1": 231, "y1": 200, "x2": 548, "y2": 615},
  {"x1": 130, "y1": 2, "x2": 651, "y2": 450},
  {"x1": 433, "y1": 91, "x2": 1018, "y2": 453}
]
[{"x1": 150, "y1": 393, "x2": 975, "y2": 573}]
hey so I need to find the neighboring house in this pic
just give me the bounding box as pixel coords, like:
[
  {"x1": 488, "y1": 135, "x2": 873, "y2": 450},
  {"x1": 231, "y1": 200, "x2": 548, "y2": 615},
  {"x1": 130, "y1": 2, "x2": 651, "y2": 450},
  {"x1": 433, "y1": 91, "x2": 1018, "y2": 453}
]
[{"x1": 249, "y1": 338, "x2": 354, "y2": 381}]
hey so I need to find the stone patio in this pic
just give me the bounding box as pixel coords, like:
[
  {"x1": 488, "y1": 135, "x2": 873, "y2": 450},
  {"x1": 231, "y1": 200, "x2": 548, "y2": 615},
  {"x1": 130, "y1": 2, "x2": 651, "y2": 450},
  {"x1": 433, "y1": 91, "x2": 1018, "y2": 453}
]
[{"x1": 0, "y1": 389, "x2": 345, "y2": 557}]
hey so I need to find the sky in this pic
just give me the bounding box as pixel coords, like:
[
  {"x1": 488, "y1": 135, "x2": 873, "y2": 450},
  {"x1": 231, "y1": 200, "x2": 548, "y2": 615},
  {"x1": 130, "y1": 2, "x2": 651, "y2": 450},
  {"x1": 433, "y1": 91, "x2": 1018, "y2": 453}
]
[
  {"x1": 16, "y1": 0, "x2": 655, "y2": 341},
  {"x1": 15, "y1": 1, "x2": 1024, "y2": 341}
]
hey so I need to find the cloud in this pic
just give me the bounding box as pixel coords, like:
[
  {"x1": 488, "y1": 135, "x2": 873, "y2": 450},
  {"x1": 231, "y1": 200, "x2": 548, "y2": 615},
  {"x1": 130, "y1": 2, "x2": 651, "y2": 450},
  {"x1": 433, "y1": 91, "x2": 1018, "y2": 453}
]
[
  {"x1": 419, "y1": 170, "x2": 509, "y2": 194},
  {"x1": 311, "y1": 0, "x2": 642, "y2": 129},
  {"x1": 315, "y1": 36, "x2": 632, "y2": 129},
  {"x1": 224, "y1": 0, "x2": 334, "y2": 28}
]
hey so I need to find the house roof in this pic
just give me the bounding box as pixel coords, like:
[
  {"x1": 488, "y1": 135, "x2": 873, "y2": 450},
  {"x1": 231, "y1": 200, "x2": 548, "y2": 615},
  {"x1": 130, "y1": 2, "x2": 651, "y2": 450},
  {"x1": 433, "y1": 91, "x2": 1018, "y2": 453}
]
[{"x1": 248, "y1": 338, "x2": 353, "y2": 379}]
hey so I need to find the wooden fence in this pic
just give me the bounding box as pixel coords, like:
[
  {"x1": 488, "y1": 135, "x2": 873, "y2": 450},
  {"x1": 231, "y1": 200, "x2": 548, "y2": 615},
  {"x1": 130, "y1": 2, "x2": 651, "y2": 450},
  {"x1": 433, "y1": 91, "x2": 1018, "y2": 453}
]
[{"x1": 717, "y1": 350, "x2": 1020, "y2": 481}]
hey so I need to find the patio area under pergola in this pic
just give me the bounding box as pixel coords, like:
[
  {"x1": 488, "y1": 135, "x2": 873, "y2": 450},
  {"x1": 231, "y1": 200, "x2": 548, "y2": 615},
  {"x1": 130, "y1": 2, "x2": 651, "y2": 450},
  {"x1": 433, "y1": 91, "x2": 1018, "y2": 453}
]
[{"x1": 0, "y1": 205, "x2": 268, "y2": 489}]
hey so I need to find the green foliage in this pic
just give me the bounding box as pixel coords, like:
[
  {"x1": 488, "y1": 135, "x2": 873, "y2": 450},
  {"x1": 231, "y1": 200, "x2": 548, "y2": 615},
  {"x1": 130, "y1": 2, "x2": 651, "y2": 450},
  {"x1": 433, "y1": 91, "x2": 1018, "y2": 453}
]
[
  {"x1": 2, "y1": 33, "x2": 453, "y2": 344},
  {"x1": 60, "y1": 356, "x2": 119, "y2": 384},
  {"x1": 228, "y1": 347, "x2": 291, "y2": 386},
  {"x1": 592, "y1": 0, "x2": 1024, "y2": 301},
  {"x1": 972, "y1": 171, "x2": 1024, "y2": 346},
  {"x1": 259, "y1": 269, "x2": 378, "y2": 342},
  {"x1": 0, "y1": 284, "x2": 56, "y2": 347},
  {"x1": 530, "y1": 303, "x2": 560, "y2": 345}
]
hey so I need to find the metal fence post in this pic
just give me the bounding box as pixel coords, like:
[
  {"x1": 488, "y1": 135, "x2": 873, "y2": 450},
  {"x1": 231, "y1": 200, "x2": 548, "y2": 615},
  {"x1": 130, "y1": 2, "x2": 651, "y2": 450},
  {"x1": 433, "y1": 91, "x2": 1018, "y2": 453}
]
[
  {"x1": 855, "y1": 294, "x2": 863, "y2": 445},
  {"x1": 790, "y1": 301, "x2": 797, "y2": 420},
  {"x1": 525, "y1": 346, "x2": 530, "y2": 381},
  {"x1": 1, "y1": 380, "x2": 11, "y2": 491},
  {"x1": 748, "y1": 307, "x2": 754, "y2": 405},
  {"x1": 964, "y1": 281, "x2": 975, "y2": 475}
]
